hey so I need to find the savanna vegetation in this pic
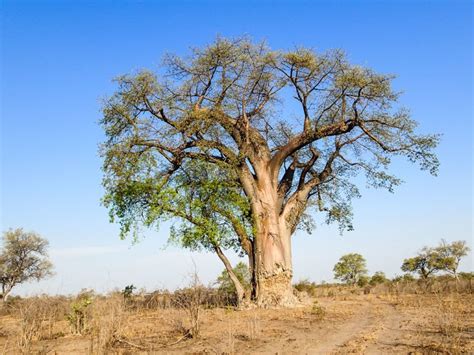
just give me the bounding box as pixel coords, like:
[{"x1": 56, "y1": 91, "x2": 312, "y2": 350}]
[
  {"x1": 0, "y1": 230, "x2": 472, "y2": 353},
  {"x1": 0, "y1": 259, "x2": 472, "y2": 353},
  {"x1": 100, "y1": 37, "x2": 439, "y2": 307},
  {"x1": 1, "y1": 38, "x2": 471, "y2": 354}
]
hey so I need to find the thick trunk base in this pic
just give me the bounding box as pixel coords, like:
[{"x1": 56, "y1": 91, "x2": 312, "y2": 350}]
[{"x1": 256, "y1": 269, "x2": 298, "y2": 308}]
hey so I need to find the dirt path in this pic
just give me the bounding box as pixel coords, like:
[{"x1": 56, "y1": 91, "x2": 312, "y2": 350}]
[
  {"x1": 271, "y1": 297, "x2": 407, "y2": 354},
  {"x1": 313, "y1": 301, "x2": 381, "y2": 353},
  {"x1": 364, "y1": 301, "x2": 407, "y2": 354}
]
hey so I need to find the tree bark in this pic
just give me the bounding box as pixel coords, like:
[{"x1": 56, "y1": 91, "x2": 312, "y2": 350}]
[
  {"x1": 1, "y1": 286, "x2": 11, "y2": 304},
  {"x1": 248, "y1": 171, "x2": 298, "y2": 308}
]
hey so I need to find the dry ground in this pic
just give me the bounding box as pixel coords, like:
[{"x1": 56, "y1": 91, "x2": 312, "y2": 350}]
[{"x1": 0, "y1": 292, "x2": 473, "y2": 354}]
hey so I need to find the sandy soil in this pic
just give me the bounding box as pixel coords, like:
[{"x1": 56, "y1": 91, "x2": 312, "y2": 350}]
[{"x1": 1, "y1": 293, "x2": 473, "y2": 354}]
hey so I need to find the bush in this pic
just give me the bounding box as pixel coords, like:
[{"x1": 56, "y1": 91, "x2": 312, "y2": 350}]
[
  {"x1": 458, "y1": 272, "x2": 474, "y2": 280},
  {"x1": 66, "y1": 290, "x2": 94, "y2": 334},
  {"x1": 370, "y1": 271, "x2": 388, "y2": 286},
  {"x1": 392, "y1": 273, "x2": 416, "y2": 283},
  {"x1": 216, "y1": 262, "x2": 250, "y2": 305},
  {"x1": 294, "y1": 279, "x2": 318, "y2": 296},
  {"x1": 89, "y1": 295, "x2": 125, "y2": 352},
  {"x1": 357, "y1": 275, "x2": 370, "y2": 287},
  {"x1": 173, "y1": 273, "x2": 204, "y2": 338},
  {"x1": 310, "y1": 300, "x2": 326, "y2": 319}
]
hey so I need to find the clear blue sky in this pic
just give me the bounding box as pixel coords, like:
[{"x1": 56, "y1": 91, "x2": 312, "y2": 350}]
[{"x1": 1, "y1": 0, "x2": 472, "y2": 295}]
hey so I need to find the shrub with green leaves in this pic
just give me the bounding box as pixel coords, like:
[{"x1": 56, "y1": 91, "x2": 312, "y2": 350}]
[
  {"x1": 66, "y1": 291, "x2": 93, "y2": 334},
  {"x1": 294, "y1": 279, "x2": 318, "y2": 296},
  {"x1": 370, "y1": 271, "x2": 388, "y2": 286},
  {"x1": 216, "y1": 262, "x2": 250, "y2": 304}
]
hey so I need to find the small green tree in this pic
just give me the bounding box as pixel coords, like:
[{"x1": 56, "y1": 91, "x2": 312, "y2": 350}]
[
  {"x1": 369, "y1": 271, "x2": 388, "y2": 286},
  {"x1": 435, "y1": 240, "x2": 470, "y2": 280},
  {"x1": 216, "y1": 261, "x2": 250, "y2": 303},
  {"x1": 122, "y1": 284, "x2": 136, "y2": 299},
  {"x1": 392, "y1": 273, "x2": 415, "y2": 283},
  {"x1": 333, "y1": 253, "x2": 368, "y2": 285},
  {"x1": 357, "y1": 275, "x2": 370, "y2": 287},
  {"x1": 66, "y1": 290, "x2": 93, "y2": 334},
  {"x1": 401, "y1": 246, "x2": 444, "y2": 279},
  {"x1": 0, "y1": 228, "x2": 54, "y2": 303}
]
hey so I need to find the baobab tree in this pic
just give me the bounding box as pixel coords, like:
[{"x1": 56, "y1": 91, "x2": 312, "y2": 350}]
[{"x1": 101, "y1": 37, "x2": 439, "y2": 307}]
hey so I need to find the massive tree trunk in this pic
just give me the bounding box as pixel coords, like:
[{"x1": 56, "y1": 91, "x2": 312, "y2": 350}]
[
  {"x1": 247, "y1": 169, "x2": 298, "y2": 307},
  {"x1": 254, "y1": 226, "x2": 295, "y2": 307}
]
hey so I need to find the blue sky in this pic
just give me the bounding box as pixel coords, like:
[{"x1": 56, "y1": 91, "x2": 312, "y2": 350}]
[{"x1": 1, "y1": 0, "x2": 472, "y2": 295}]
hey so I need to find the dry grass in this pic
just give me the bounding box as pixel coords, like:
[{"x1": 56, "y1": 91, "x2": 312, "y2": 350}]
[
  {"x1": 0, "y1": 279, "x2": 472, "y2": 354},
  {"x1": 88, "y1": 295, "x2": 126, "y2": 353}
]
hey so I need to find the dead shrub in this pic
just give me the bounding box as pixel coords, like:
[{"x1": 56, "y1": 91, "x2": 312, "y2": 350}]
[
  {"x1": 88, "y1": 295, "x2": 126, "y2": 353},
  {"x1": 173, "y1": 273, "x2": 204, "y2": 338},
  {"x1": 435, "y1": 295, "x2": 464, "y2": 337},
  {"x1": 247, "y1": 313, "x2": 260, "y2": 340},
  {"x1": 142, "y1": 290, "x2": 173, "y2": 310},
  {"x1": 14, "y1": 298, "x2": 46, "y2": 353},
  {"x1": 10, "y1": 295, "x2": 69, "y2": 354}
]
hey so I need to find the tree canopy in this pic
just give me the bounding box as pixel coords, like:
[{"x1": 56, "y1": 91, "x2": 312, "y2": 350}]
[
  {"x1": 333, "y1": 253, "x2": 368, "y2": 285},
  {"x1": 401, "y1": 240, "x2": 470, "y2": 279},
  {"x1": 0, "y1": 228, "x2": 54, "y2": 302},
  {"x1": 102, "y1": 37, "x2": 439, "y2": 240},
  {"x1": 101, "y1": 37, "x2": 440, "y2": 306}
]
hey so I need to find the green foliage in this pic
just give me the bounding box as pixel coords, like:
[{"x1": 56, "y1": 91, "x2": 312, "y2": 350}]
[
  {"x1": 122, "y1": 284, "x2": 136, "y2": 299},
  {"x1": 293, "y1": 279, "x2": 318, "y2": 296},
  {"x1": 369, "y1": 271, "x2": 388, "y2": 286},
  {"x1": 401, "y1": 253, "x2": 439, "y2": 279},
  {"x1": 167, "y1": 162, "x2": 252, "y2": 255},
  {"x1": 310, "y1": 300, "x2": 326, "y2": 319},
  {"x1": 392, "y1": 273, "x2": 416, "y2": 283},
  {"x1": 458, "y1": 272, "x2": 474, "y2": 280},
  {"x1": 401, "y1": 240, "x2": 469, "y2": 279},
  {"x1": 0, "y1": 228, "x2": 54, "y2": 301},
  {"x1": 66, "y1": 290, "x2": 93, "y2": 334},
  {"x1": 333, "y1": 253, "x2": 368, "y2": 285},
  {"x1": 100, "y1": 37, "x2": 440, "y2": 296},
  {"x1": 356, "y1": 275, "x2": 370, "y2": 287},
  {"x1": 104, "y1": 155, "x2": 252, "y2": 255},
  {"x1": 435, "y1": 240, "x2": 470, "y2": 277},
  {"x1": 216, "y1": 262, "x2": 250, "y2": 296}
]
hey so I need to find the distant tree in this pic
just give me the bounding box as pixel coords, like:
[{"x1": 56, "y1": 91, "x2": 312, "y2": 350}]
[
  {"x1": 333, "y1": 253, "x2": 368, "y2": 285},
  {"x1": 216, "y1": 261, "x2": 250, "y2": 303},
  {"x1": 458, "y1": 272, "x2": 474, "y2": 280},
  {"x1": 356, "y1": 275, "x2": 370, "y2": 287},
  {"x1": 122, "y1": 284, "x2": 136, "y2": 299},
  {"x1": 402, "y1": 240, "x2": 470, "y2": 280},
  {"x1": 401, "y1": 246, "x2": 444, "y2": 279},
  {"x1": 0, "y1": 229, "x2": 54, "y2": 302},
  {"x1": 392, "y1": 273, "x2": 415, "y2": 283},
  {"x1": 435, "y1": 240, "x2": 470, "y2": 280},
  {"x1": 369, "y1": 271, "x2": 388, "y2": 286}
]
